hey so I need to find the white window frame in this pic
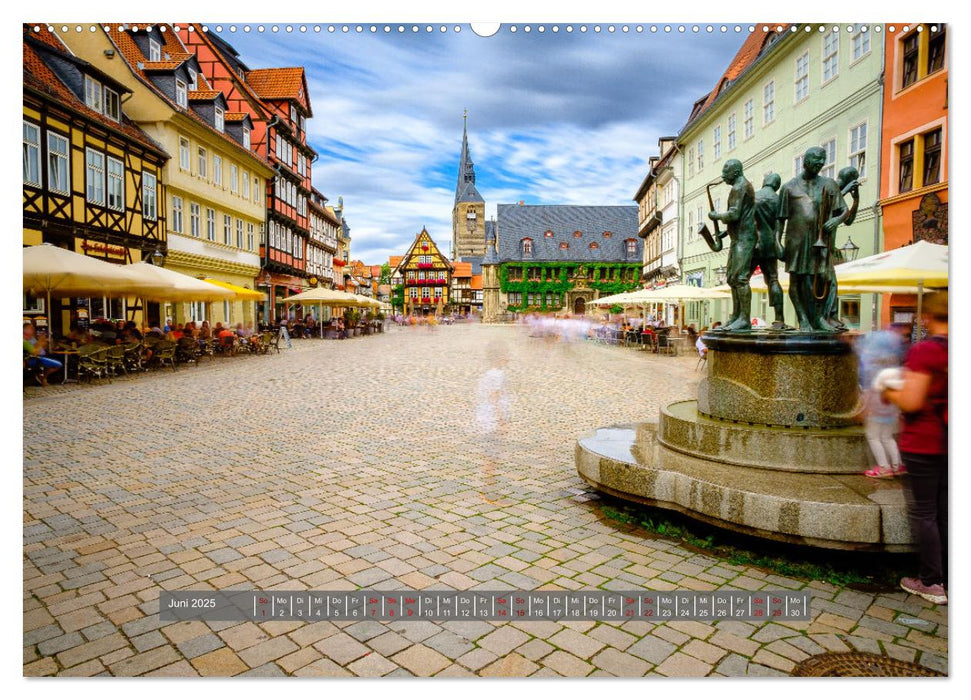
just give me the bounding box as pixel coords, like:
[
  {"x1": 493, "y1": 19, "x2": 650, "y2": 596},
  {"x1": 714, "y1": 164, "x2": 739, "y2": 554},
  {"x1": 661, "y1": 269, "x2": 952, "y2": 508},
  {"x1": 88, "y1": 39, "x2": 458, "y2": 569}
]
[
  {"x1": 727, "y1": 113, "x2": 736, "y2": 150},
  {"x1": 214, "y1": 106, "x2": 225, "y2": 133},
  {"x1": 821, "y1": 138, "x2": 837, "y2": 179},
  {"x1": 179, "y1": 137, "x2": 190, "y2": 171},
  {"x1": 197, "y1": 147, "x2": 207, "y2": 179},
  {"x1": 106, "y1": 156, "x2": 125, "y2": 211},
  {"x1": 687, "y1": 147, "x2": 695, "y2": 178},
  {"x1": 697, "y1": 139, "x2": 704, "y2": 171},
  {"x1": 206, "y1": 207, "x2": 216, "y2": 241},
  {"x1": 47, "y1": 131, "x2": 70, "y2": 194},
  {"x1": 794, "y1": 154, "x2": 805, "y2": 177},
  {"x1": 223, "y1": 214, "x2": 232, "y2": 245},
  {"x1": 171, "y1": 195, "x2": 183, "y2": 232},
  {"x1": 243, "y1": 126, "x2": 251, "y2": 149},
  {"x1": 247, "y1": 222, "x2": 255, "y2": 251},
  {"x1": 23, "y1": 120, "x2": 42, "y2": 187},
  {"x1": 849, "y1": 121, "x2": 868, "y2": 179},
  {"x1": 104, "y1": 87, "x2": 120, "y2": 122},
  {"x1": 851, "y1": 30, "x2": 871, "y2": 63},
  {"x1": 743, "y1": 99, "x2": 754, "y2": 139},
  {"x1": 237, "y1": 219, "x2": 244, "y2": 249},
  {"x1": 242, "y1": 171, "x2": 249, "y2": 200},
  {"x1": 713, "y1": 126, "x2": 721, "y2": 161},
  {"x1": 230, "y1": 164, "x2": 238, "y2": 194},
  {"x1": 175, "y1": 79, "x2": 188, "y2": 108},
  {"x1": 142, "y1": 171, "x2": 157, "y2": 221},
  {"x1": 85, "y1": 148, "x2": 105, "y2": 205},
  {"x1": 149, "y1": 38, "x2": 161, "y2": 62},
  {"x1": 822, "y1": 32, "x2": 840, "y2": 83},
  {"x1": 763, "y1": 81, "x2": 775, "y2": 125},
  {"x1": 795, "y1": 52, "x2": 810, "y2": 102},
  {"x1": 253, "y1": 176, "x2": 260, "y2": 202},
  {"x1": 190, "y1": 202, "x2": 200, "y2": 238},
  {"x1": 84, "y1": 76, "x2": 102, "y2": 113},
  {"x1": 213, "y1": 154, "x2": 223, "y2": 186},
  {"x1": 187, "y1": 67, "x2": 198, "y2": 91}
]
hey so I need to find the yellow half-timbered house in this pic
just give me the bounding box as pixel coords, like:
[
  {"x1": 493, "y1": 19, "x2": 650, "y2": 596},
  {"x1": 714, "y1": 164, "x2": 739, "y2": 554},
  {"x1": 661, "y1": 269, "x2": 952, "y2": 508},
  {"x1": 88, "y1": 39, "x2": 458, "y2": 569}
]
[
  {"x1": 23, "y1": 28, "x2": 169, "y2": 334},
  {"x1": 393, "y1": 228, "x2": 454, "y2": 316}
]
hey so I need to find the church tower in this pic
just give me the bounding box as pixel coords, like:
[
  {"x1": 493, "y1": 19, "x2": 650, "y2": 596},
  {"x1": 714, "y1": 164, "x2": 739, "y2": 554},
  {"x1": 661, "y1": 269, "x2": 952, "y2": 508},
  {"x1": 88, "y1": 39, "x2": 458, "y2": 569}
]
[{"x1": 452, "y1": 112, "x2": 486, "y2": 261}]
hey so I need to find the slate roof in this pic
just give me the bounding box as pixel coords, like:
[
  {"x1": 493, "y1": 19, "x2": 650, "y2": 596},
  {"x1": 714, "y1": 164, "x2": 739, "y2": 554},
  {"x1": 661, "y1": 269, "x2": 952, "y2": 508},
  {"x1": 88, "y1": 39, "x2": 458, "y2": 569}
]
[
  {"x1": 494, "y1": 204, "x2": 641, "y2": 264},
  {"x1": 455, "y1": 117, "x2": 483, "y2": 204},
  {"x1": 465, "y1": 256, "x2": 484, "y2": 275},
  {"x1": 22, "y1": 29, "x2": 168, "y2": 159}
]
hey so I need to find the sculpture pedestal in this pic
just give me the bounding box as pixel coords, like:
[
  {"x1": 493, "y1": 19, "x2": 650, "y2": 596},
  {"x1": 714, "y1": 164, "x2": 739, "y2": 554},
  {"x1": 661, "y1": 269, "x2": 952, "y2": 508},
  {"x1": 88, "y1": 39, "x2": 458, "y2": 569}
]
[{"x1": 575, "y1": 331, "x2": 912, "y2": 552}]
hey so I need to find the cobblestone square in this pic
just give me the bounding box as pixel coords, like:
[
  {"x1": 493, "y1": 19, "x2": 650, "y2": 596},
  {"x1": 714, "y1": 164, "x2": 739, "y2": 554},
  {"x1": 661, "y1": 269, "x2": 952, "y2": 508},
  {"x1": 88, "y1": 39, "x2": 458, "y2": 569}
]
[{"x1": 23, "y1": 324, "x2": 948, "y2": 676}]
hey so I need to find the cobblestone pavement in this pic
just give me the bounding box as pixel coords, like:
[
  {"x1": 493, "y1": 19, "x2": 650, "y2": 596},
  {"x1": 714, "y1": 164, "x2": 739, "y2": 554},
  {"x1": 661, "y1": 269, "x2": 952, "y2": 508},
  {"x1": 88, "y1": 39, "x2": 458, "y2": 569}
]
[{"x1": 23, "y1": 324, "x2": 948, "y2": 677}]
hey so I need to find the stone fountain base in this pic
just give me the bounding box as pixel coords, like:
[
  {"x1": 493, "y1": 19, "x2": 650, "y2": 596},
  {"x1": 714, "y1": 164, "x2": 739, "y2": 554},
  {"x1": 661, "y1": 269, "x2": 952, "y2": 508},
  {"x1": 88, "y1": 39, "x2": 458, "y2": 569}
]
[{"x1": 575, "y1": 332, "x2": 913, "y2": 552}]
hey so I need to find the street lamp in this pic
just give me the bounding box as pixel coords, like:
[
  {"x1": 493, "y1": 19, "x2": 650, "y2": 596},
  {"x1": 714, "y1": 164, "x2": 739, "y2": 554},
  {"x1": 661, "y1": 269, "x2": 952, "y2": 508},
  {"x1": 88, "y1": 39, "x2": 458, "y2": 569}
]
[
  {"x1": 149, "y1": 247, "x2": 165, "y2": 266},
  {"x1": 714, "y1": 265, "x2": 727, "y2": 285},
  {"x1": 840, "y1": 236, "x2": 860, "y2": 263}
]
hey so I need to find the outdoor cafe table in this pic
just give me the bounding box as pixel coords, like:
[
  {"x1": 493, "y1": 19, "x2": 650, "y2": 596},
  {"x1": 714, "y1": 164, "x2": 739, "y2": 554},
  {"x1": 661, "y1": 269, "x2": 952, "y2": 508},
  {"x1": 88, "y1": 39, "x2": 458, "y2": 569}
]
[{"x1": 52, "y1": 347, "x2": 79, "y2": 384}]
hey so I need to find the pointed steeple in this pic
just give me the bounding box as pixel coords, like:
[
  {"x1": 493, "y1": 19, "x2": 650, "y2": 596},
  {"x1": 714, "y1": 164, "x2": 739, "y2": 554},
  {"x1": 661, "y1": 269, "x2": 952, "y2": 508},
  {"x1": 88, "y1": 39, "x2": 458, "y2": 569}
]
[{"x1": 455, "y1": 110, "x2": 484, "y2": 205}]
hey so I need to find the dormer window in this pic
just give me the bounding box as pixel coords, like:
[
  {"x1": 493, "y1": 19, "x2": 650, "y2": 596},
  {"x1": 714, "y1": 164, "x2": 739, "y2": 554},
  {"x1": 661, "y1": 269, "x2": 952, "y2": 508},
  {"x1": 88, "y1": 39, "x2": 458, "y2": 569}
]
[
  {"x1": 84, "y1": 76, "x2": 102, "y2": 112},
  {"x1": 214, "y1": 106, "x2": 225, "y2": 133},
  {"x1": 559, "y1": 242, "x2": 568, "y2": 250},
  {"x1": 603, "y1": 231, "x2": 613, "y2": 238},
  {"x1": 573, "y1": 230, "x2": 583, "y2": 238},
  {"x1": 243, "y1": 126, "x2": 251, "y2": 149},
  {"x1": 187, "y1": 68, "x2": 198, "y2": 91},
  {"x1": 522, "y1": 238, "x2": 533, "y2": 255},
  {"x1": 626, "y1": 239, "x2": 637, "y2": 256},
  {"x1": 175, "y1": 80, "x2": 187, "y2": 108},
  {"x1": 545, "y1": 230, "x2": 554, "y2": 238},
  {"x1": 149, "y1": 39, "x2": 161, "y2": 62},
  {"x1": 589, "y1": 242, "x2": 600, "y2": 250},
  {"x1": 104, "y1": 88, "x2": 120, "y2": 122}
]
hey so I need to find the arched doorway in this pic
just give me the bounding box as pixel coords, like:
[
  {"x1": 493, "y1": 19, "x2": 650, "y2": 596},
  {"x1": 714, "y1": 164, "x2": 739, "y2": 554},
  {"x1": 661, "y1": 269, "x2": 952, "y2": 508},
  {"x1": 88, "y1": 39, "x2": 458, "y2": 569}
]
[{"x1": 573, "y1": 297, "x2": 586, "y2": 315}]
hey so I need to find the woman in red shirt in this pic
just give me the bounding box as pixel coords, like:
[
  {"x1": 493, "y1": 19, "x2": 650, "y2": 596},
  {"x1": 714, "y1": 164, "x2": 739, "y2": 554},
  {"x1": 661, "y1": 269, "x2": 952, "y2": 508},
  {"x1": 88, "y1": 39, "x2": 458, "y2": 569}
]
[{"x1": 883, "y1": 291, "x2": 948, "y2": 605}]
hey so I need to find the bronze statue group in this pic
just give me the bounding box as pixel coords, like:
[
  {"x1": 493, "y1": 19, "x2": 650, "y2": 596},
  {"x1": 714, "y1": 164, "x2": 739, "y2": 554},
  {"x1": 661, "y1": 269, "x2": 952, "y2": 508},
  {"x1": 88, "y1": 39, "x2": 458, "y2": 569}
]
[{"x1": 704, "y1": 145, "x2": 859, "y2": 333}]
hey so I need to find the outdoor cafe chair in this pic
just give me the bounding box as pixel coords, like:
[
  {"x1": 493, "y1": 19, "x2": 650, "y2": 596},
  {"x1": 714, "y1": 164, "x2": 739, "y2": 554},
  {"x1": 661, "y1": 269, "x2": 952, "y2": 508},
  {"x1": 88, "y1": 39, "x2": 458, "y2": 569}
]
[
  {"x1": 122, "y1": 342, "x2": 144, "y2": 373},
  {"x1": 152, "y1": 340, "x2": 177, "y2": 371},
  {"x1": 105, "y1": 344, "x2": 128, "y2": 378},
  {"x1": 78, "y1": 346, "x2": 110, "y2": 384}
]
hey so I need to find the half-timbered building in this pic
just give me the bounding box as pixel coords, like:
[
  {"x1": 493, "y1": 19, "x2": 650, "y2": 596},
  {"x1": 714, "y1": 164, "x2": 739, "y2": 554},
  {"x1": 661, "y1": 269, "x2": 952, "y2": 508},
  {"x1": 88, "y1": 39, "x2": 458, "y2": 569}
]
[
  {"x1": 60, "y1": 23, "x2": 275, "y2": 328},
  {"x1": 23, "y1": 27, "x2": 169, "y2": 333},
  {"x1": 393, "y1": 228, "x2": 454, "y2": 316}
]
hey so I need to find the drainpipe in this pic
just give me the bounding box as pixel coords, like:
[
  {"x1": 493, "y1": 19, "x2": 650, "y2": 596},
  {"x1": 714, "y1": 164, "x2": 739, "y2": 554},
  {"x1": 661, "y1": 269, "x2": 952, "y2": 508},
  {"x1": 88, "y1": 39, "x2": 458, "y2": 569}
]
[{"x1": 870, "y1": 55, "x2": 886, "y2": 331}]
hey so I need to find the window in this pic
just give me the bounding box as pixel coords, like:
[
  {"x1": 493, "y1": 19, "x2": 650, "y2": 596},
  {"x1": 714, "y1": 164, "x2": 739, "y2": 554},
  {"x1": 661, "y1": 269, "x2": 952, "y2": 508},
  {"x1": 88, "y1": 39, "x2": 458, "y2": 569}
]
[
  {"x1": 687, "y1": 210, "x2": 694, "y2": 235},
  {"x1": 214, "y1": 106, "x2": 224, "y2": 133},
  {"x1": 23, "y1": 121, "x2": 41, "y2": 186},
  {"x1": 187, "y1": 68, "x2": 198, "y2": 91},
  {"x1": 242, "y1": 172, "x2": 249, "y2": 200},
  {"x1": 823, "y1": 32, "x2": 839, "y2": 82},
  {"x1": 237, "y1": 219, "x2": 244, "y2": 249},
  {"x1": 107, "y1": 156, "x2": 124, "y2": 211},
  {"x1": 84, "y1": 76, "x2": 102, "y2": 112},
  {"x1": 923, "y1": 128, "x2": 942, "y2": 186},
  {"x1": 197, "y1": 147, "x2": 207, "y2": 178},
  {"x1": 713, "y1": 126, "x2": 721, "y2": 160},
  {"x1": 687, "y1": 147, "x2": 695, "y2": 178},
  {"x1": 243, "y1": 127, "x2": 251, "y2": 149},
  {"x1": 104, "y1": 88, "x2": 120, "y2": 122},
  {"x1": 190, "y1": 202, "x2": 200, "y2": 237},
  {"x1": 171, "y1": 196, "x2": 183, "y2": 232},
  {"x1": 589, "y1": 242, "x2": 599, "y2": 250},
  {"x1": 898, "y1": 140, "x2": 914, "y2": 193},
  {"x1": 928, "y1": 25, "x2": 946, "y2": 74},
  {"x1": 795, "y1": 52, "x2": 809, "y2": 101},
  {"x1": 697, "y1": 139, "x2": 704, "y2": 170},
  {"x1": 852, "y1": 30, "x2": 871, "y2": 61},
  {"x1": 85, "y1": 149, "x2": 105, "y2": 205},
  {"x1": 522, "y1": 239, "x2": 532, "y2": 255},
  {"x1": 821, "y1": 139, "x2": 837, "y2": 179},
  {"x1": 142, "y1": 172, "x2": 157, "y2": 221},
  {"x1": 213, "y1": 154, "x2": 222, "y2": 186},
  {"x1": 849, "y1": 122, "x2": 867, "y2": 178},
  {"x1": 763, "y1": 81, "x2": 775, "y2": 124},
  {"x1": 902, "y1": 33, "x2": 920, "y2": 88},
  {"x1": 626, "y1": 240, "x2": 637, "y2": 256},
  {"x1": 727, "y1": 113, "x2": 736, "y2": 150},
  {"x1": 794, "y1": 153, "x2": 804, "y2": 176},
  {"x1": 290, "y1": 104, "x2": 298, "y2": 123},
  {"x1": 149, "y1": 38, "x2": 161, "y2": 62},
  {"x1": 247, "y1": 223, "x2": 254, "y2": 251},
  {"x1": 47, "y1": 132, "x2": 69, "y2": 194},
  {"x1": 175, "y1": 80, "x2": 187, "y2": 108},
  {"x1": 743, "y1": 99, "x2": 754, "y2": 139},
  {"x1": 230, "y1": 164, "x2": 238, "y2": 194},
  {"x1": 223, "y1": 214, "x2": 232, "y2": 245},
  {"x1": 205, "y1": 208, "x2": 215, "y2": 241},
  {"x1": 253, "y1": 177, "x2": 260, "y2": 202},
  {"x1": 179, "y1": 137, "x2": 190, "y2": 171}
]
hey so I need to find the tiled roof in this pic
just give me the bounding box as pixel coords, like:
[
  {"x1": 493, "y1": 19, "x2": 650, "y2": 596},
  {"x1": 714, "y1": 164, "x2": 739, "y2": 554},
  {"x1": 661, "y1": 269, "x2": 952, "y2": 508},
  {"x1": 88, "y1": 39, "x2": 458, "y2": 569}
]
[
  {"x1": 452, "y1": 262, "x2": 473, "y2": 277},
  {"x1": 188, "y1": 89, "x2": 221, "y2": 100},
  {"x1": 142, "y1": 60, "x2": 186, "y2": 71},
  {"x1": 470, "y1": 275, "x2": 483, "y2": 290},
  {"x1": 224, "y1": 112, "x2": 248, "y2": 121},
  {"x1": 389, "y1": 256, "x2": 403, "y2": 269},
  {"x1": 102, "y1": 24, "x2": 271, "y2": 169},
  {"x1": 682, "y1": 25, "x2": 790, "y2": 132},
  {"x1": 245, "y1": 67, "x2": 305, "y2": 99},
  {"x1": 22, "y1": 29, "x2": 168, "y2": 158},
  {"x1": 495, "y1": 204, "x2": 640, "y2": 264}
]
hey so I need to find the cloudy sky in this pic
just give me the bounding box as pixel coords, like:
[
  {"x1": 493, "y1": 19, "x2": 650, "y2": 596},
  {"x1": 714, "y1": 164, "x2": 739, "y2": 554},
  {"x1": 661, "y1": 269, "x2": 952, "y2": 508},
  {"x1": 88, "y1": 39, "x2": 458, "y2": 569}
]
[{"x1": 224, "y1": 24, "x2": 745, "y2": 263}]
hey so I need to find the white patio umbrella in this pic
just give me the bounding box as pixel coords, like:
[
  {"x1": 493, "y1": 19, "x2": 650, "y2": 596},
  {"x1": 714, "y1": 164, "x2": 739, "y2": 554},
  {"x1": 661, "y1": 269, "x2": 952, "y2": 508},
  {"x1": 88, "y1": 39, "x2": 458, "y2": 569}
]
[
  {"x1": 282, "y1": 287, "x2": 371, "y2": 337},
  {"x1": 122, "y1": 262, "x2": 235, "y2": 302}
]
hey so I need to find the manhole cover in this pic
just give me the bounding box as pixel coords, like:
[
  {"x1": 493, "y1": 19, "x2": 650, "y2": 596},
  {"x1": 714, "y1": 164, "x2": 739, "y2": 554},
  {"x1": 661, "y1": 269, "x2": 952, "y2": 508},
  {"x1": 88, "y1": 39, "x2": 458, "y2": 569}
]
[{"x1": 792, "y1": 652, "x2": 944, "y2": 677}]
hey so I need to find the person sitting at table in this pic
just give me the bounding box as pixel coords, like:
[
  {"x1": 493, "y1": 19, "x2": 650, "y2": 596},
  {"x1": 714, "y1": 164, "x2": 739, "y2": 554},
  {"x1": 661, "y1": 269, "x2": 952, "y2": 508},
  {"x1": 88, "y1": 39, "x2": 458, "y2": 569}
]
[
  {"x1": 686, "y1": 324, "x2": 698, "y2": 346},
  {"x1": 65, "y1": 324, "x2": 90, "y2": 346},
  {"x1": 198, "y1": 320, "x2": 212, "y2": 340},
  {"x1": 23, "y1": 322, "x2": 62, "y2": 386},
  {"x1": 120, "y1": 321, "x2": 143, "y2": 343}
]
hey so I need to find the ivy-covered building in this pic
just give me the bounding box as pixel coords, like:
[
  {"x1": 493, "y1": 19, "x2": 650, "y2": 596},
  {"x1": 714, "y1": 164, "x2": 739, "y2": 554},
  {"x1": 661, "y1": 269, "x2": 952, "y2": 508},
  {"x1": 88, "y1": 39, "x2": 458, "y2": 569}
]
[{"x1": 481, "y1": 204, "x2": 641, "y2": 321}]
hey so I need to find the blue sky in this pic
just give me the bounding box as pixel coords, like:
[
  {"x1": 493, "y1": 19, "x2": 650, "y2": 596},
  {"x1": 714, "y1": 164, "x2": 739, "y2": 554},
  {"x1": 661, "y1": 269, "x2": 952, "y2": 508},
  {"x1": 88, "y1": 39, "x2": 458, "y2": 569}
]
[{"x1": 219, "y1": 24, "x2": 745, "y2": 263}]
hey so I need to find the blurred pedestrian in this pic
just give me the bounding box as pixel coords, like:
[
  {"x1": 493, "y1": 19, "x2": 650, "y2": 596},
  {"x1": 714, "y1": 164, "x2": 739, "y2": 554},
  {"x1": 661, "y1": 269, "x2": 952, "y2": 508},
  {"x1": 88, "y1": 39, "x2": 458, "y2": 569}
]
[
  {"x1": 882, "y1": 291, "x2": 948, "y2": 605},
  {"x1": 858, "y1": 330, "x2": 905, "y2": 478}
]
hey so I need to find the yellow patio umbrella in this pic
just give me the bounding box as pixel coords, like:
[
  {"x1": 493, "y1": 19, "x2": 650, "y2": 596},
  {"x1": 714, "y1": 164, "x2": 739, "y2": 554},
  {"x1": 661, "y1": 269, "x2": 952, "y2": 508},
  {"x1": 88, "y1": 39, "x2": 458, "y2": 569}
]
[{"x1": 202, "y1": 278, "x2": 265, "y2": 301}]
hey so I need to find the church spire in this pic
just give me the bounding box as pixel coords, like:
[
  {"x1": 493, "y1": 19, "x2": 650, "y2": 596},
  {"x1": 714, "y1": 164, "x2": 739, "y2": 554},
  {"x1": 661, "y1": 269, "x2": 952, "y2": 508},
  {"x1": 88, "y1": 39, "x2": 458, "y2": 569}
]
[{"x1": 455, "y1": 110, "x2": 483, "y2": 205}]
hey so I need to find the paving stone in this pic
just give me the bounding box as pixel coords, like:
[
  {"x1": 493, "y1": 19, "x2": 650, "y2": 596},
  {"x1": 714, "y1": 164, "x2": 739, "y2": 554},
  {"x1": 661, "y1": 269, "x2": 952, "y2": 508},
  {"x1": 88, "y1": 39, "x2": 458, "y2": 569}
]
[
  {"x1": 478, "y1": 625, "x2": 531, "y2": 656},
  {"x1": 239, "y1": 662, "x2": 287, "y2": 677},
  {"x1": 313, "y1": 632, "x2": 370, "y2": 665},
  {"x1": 479, "y1": 652, "x2": 539, "y2": 677},
  {"x1": 424, "y1": 629, "x2": 475, "y2": 659},
  {"x1": 37, "y1": 632, "x2": 85, "y2": 657},
  {"x1": 176, "y1": 633, "x2": 225, "y2": 659},
  {"x1": 392, "y1": 644, "x2": 451, "y2": 676},
  {"x1": 654, "y1": 651, "x2": 713, "y2": 677},
  {"x1": 542, "y1": 650, "x2": 593, "y2": 677},
  {"x1": 456, "y1": 647, "x2": 499, "y2": 671},
  {"x1": 627, "y1": 635, "x2": 677, "y2": 664},
  {"x1": 292, "y1": 658, "x2": 354, "y2": 677},
  {"x1": 348, "y1": 651, "x2": 398, "y2": 677},
  {"x1": 590, "y1": 648, "x2": 652, "y2": 677},
  {"x1": 548, "y1": 627, "x2": 606, "y2": 660},
  {"x1": 238, "y1": 635, "x2": 299, "y2": 667},
  {"x1": 109, "y1": 646, "x2": 182, "y2": 676}
]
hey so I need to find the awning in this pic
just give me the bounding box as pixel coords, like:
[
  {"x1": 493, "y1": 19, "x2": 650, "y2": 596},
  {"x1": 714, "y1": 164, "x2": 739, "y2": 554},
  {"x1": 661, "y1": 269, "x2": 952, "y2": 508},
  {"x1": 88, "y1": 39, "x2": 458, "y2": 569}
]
[{"x1": 203, "y1": 278, "x2": 265, "y2": 301}]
